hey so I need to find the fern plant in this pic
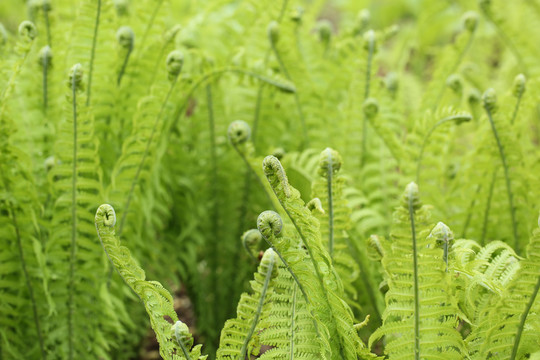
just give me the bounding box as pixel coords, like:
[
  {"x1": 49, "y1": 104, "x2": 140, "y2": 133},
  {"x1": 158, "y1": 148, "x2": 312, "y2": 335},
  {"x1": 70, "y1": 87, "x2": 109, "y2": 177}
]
[{"x1": 2, "y1": 0, "x2": 540, "y2": 359}]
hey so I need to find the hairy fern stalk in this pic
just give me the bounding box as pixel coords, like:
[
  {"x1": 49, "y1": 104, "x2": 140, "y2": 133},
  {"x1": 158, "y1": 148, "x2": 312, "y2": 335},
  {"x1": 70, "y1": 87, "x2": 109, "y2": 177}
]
[{"x1": 1, "y1": 0, "x2": 540, "y2": 359}]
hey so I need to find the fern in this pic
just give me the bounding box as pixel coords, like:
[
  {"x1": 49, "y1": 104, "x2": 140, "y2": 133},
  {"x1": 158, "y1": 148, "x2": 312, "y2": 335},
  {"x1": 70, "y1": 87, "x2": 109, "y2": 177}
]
[
  {"x1": 467, "y1": 216, "x2": 540, "y2": 359},
  {"x1": 260, "y1": 156, "x2": 374, "y2": 360},
  {"x1": 369, "y1": 183, "x2": 465, "y2": 359},
  {"x1": 216, "y1": 248, "x2": 278, "y2": 359},
  {"x1": 95, "y1": 204, "x2": 207, "y2": 360}
]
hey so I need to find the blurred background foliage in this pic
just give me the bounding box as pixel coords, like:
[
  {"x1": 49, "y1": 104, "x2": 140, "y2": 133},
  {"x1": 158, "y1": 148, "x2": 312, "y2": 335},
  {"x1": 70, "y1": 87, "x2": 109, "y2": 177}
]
[{"x1": 2, "y1": 0, "x2": 540, "y2": 359}]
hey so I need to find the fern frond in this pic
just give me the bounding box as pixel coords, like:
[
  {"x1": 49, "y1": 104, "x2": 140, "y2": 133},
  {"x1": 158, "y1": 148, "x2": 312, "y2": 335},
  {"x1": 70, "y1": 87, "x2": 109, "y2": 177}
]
[
  {"x1": 369, "y1": 182, "x2": 466, "y2": 359},
  {"x1": 216, "y1": 248, "x2": 277, "y2": 360},
  {"x1": 261, "y1": 156, "x2": 374, "y2": 360},
  {"x1": 95, "y1": 204, "x2": 207, "y2": 360},
  {"x1": 467, "y1": 215, "x2": 540, "y2": 359},
  {"x1": 258, "y1": 263, "x2": 323, "y2": 359},
  {"x1": 311, "y1": 148, "x2": 359, "y2": 301}
]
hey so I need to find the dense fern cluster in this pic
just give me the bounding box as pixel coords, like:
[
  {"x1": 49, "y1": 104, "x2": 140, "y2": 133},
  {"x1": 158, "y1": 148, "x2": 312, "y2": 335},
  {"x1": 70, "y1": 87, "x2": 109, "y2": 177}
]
[{"x1": 1, "y1": 0, "x2": 540, "y2": 359}]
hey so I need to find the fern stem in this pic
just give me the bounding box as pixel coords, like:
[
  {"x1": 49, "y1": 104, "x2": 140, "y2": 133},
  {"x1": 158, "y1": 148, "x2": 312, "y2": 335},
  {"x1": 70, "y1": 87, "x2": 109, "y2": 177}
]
[
  {"x1": 86, "y1": 0, "x2": 101, "y2": 106},
  {"x1": 251, "y1": 85, "x2": 265, "y2": 148},
  {"x1": 461, "y1": 184, "x2": 482, "y2": 238},
  {"x1": 481, "y1": 169, "x2": 498, "y2": 245},
  {"x1": 364, "y1": 37, "x2": 374, "y2": 100},
  {"x1": 510, "y1": 87, "x2": 524, "y2": 126},
  {"x1": 509, "y1": 274, "x2": 540, "y2": 360},
  {"x1": 236, "y1": 86, "x2": 266, "y2": 235},
  {"x1": 289, "y1": 283, "x2": 297, "y2": 360},
  {"x1": 408, "y1": 193, "x2": 420, "y2": 360},
  {"x1": 206, "y1": 84, "x2": 221, "y2": 323},
  {"x1": 0, "y1": 170, "x2": 46, "y2": 360},
  {"x1": 68, "y1": 70, "x2": 79, "y2": 360},
  {"x1": 118, "y1": 76, "x2": 179, "y2": 236},
  {"x1": 326, "y1": 151, "x2": 335, "y2": 257},
  {"x1": 42, "y1": 3, "x2": 51, "y2": 47},
  {"x1": 117, "y1": 46, "x2": 133, "y2": 85},
  {"x1": 416, "y1": 114, "x2": 471, "y2": 184},
  {"x1": 485, "y1": 107, "x2": 520, "y2": 253},
  {"x1": 360, "y1": 33, "x2": 375, "y2": 168},
  {"x1": 176, "y1": 339, "x2": 192, "y2": 360},
  {"x1": 139, "y1": 0, "x2": 164, "y2": 51},
  {"x1": 42, "y1": 53, "x2": 49, "y2": 110},
  {"x1": 239, "y1": 251, "x2": 276, "y2": 360}
]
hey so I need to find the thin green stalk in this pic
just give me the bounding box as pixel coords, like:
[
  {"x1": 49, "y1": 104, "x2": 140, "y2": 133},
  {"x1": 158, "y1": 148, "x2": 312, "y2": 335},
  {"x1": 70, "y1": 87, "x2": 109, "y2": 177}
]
[
  {"x1": 175, "y1": 336, "x2": 192, "y2": 360},
  {"x1": 118, "y1": 75, "x2": 179, "y2": 236},
  {"x1": 360, "y1": 35, "x2": 375, "y2": 168},
  {"x1": 86, "y1": 0, "x2": 102, "y2": 106},
  {"x1": 42, "y1": 3, "x2": 51, "y2": 47},
  {"x1": 139, "y1": 0, "x2": 164, "y2": 51},
  {"x1": 326, "y1": 151, "x2": 334, "y2": 257},
  {"x1": 236, "y1": 86, "x2": 265, "y2": 236},
  {"x1": 461, "y1": 184, "x2": 481, "y2": 238},
  {"x1": 289, "y1": 284, "x2": 297, "y2": 360},
  {"x1": 206, "y1": 84, "x2": 221, "y2": 324},
  {"x1": 509, "y1": 275, "x2": 540, "y2": 360},
  {"x1": 251, "y1": 85, "x2": 265, "y2": 148},
  {"x1": 42, "y1": 53, "x2": 49, "y2": 110},
  {"x1": 481, "y1": 169, "x2": 498, "y2": 245},
  {"x1": 511, "y1": 85, "x2": 524, "y2": 126},
  {"x1": 117, "y1": 46, "x2": 132, "y2": 85},
  {"x1": 485, "y1": 108, "x2": 519, "y2": 253},
  {"x1": 408, "y1": 193, "x2": 420, "y2": 360},
  {"x1": 0, "y1": 168, "x2": 45, "y2": 360},
  {"x1": 238, "y1": 252, "x2": 275, "y2": 360},
  {"x1": 68, "y1": 71, "x2": 78, "y2": 360}
]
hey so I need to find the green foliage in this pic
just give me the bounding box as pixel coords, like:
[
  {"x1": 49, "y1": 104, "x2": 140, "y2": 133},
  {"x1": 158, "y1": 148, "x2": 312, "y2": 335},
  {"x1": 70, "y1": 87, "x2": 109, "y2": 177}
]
[{"x1": 2, "y1": 0, "x2": 540, "y2": 359}]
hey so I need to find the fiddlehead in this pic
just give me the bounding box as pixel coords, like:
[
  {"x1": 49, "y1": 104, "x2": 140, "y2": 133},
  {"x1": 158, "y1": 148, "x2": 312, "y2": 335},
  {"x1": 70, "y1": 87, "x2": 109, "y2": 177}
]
[
  {"x1": 227, "y1": 120, "x2": 251, "y2": 146},
  {"x1": 242, "y1": 229, "x2": 264, "y2": 261},
  {"x1": 262, "y1": 155, "x2": 291, "y2": 199},
  {"x1": 306, "y1": 198, "x2": 325, "y2": 214},
  {"x1": 429, "y1": 222, "x2": 454, "y2": 272},
  {"x1": 256, "y1": 210, "x2": 283, "y2": 239},
  {"x1": 18, "y1": 20, "x2": 37, "y2": 41},
  {"x1": 166, "y1": 49, "x2": 184, "y2": 81}
]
